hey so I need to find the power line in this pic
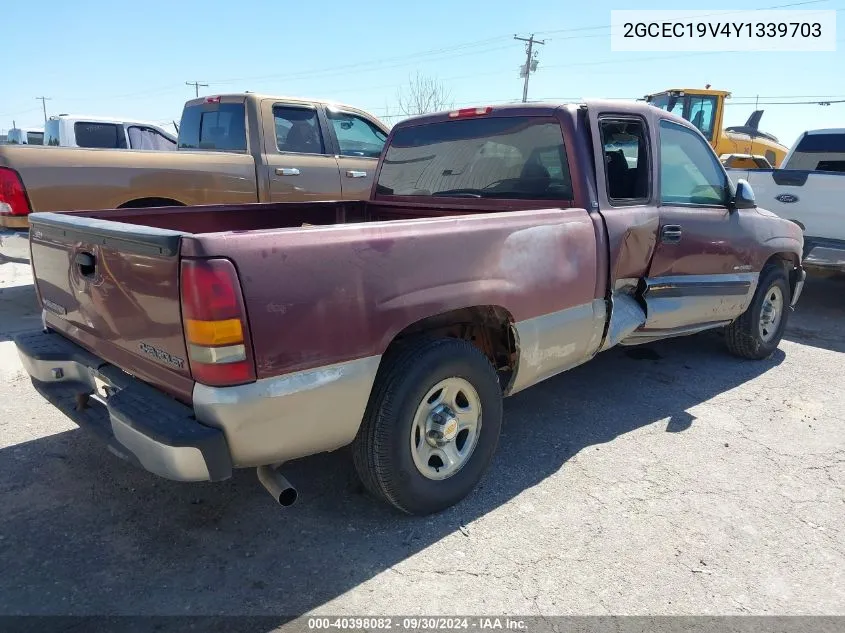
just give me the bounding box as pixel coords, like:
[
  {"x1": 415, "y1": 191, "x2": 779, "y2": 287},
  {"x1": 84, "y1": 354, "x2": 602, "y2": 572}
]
[
  {"x1": 514, "y1": 34, "x2": 545, "y2": 103},
  {"x1": 208, "y1": 35, "x2": 512, "y2": 86},
  {"x1": 35, "y1": 96, "x2": 51, "y2": 123},
  {"x1": 185, "y1": 81, "x2": 209, "y2": 98}
]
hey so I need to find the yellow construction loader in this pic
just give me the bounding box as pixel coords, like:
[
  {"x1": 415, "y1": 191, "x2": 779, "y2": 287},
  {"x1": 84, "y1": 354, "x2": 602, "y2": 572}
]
[{"x1": 644, "y1": 88, "x2": 789, "y2": 167}]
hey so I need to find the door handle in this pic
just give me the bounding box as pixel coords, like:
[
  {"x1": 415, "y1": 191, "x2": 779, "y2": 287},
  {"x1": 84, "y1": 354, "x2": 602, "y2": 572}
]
[
  {"x1": 275, "y1": 167, "x2": 300, "y2": 176},
  {"x1": 661, "y1": 225, "x2": 683, "y2": 244},
  {"x1": 345, "y1": 170, "x2": 367, "y2": 178}
]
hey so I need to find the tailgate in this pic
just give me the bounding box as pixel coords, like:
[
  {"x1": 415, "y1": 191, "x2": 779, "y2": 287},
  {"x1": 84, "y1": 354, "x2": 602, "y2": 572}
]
[{"x1": 28, "y1": 212, "x2": 194, "y2": 401}]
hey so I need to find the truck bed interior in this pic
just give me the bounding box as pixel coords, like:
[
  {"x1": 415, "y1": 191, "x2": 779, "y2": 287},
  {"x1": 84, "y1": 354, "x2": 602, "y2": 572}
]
[{"x1": 73, "y1": 200, "x2": 494, "y2": 235}]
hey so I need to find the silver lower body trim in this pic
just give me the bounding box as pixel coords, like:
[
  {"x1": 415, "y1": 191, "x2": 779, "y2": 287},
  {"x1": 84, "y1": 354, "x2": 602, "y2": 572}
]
[
  {"x1": 193, "y1": 356, "x2": 382, "y2": 467},
  {"x1": 508, "y1": 300, "x2": 607, "y2": 395},
  {"x1": 639, "y1": 272, "x2": 758, "y2": 332}
]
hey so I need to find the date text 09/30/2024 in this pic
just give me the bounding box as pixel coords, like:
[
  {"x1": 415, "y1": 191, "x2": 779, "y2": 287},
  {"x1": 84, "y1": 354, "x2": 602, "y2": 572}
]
[{"x1": 307, "y1": 617, "x2": 528, "y2": 630}]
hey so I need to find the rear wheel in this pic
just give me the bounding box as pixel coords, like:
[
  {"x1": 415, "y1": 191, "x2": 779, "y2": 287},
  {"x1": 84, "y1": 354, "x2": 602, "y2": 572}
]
[
  {"x1": 352, "y1": 338, "x2": 503, "y2": 515},
  {"x1": 725, "y1": 263, "x2": 791, "y2": 359}
]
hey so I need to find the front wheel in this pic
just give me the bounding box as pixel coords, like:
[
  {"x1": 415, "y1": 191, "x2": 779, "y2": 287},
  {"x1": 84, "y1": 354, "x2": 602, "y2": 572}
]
[
  {"x1": 725, "y1": 263, "x2": 791, "y2": 360},
  {"x1": 352, "y1": 338, "x2": 503, "y2": 515}
]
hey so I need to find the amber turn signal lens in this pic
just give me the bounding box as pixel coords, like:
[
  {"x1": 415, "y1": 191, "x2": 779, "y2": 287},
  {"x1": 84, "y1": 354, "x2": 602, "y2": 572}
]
[{"x1": 185, "y1": 318, "x2": 243, "y2": 346}]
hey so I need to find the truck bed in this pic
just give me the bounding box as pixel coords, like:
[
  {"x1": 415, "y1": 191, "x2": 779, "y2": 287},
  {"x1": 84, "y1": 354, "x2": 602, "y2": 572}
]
[
  {"x1": 28, "y1": 199, "x2": 599, "y2": 409},
  {"x1": 67, "y1": 198, "x2": 563, "y2": 234}
]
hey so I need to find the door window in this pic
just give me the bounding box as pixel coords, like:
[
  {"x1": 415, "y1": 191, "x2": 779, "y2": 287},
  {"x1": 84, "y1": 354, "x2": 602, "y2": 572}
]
[
  {"x1": 74, "y1": 122, "x2": 126, "y2": 148},
  {"x1": 274, "y1": 106, "x2": 325, "y2": 154},
  {"x1": 599, "y1": 118, "x2": 649, "y2": 203},
  {"x1": 327, "y1": 111, "x2": 387, "y2": 158},
  {"x1": 128, "y1": 126, "x2": 177, "y2": 150},
  {"x1": 659, "y1": 120, "x2": 729, "y2": 206}
]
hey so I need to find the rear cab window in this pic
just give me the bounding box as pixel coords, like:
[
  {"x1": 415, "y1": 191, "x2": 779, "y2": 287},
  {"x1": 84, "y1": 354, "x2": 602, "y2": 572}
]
[
  {"x1": 74, "y1": 122, "x2": 127, "y2": 149},
  {"x1": 178, "y1": 101, "x2": 247, "y2": 151},
  {"x1": 787, "y1": 132, "x2": 845, "y2": 173},
  {"x1": 376, "y1": 115, "x2": 572, "y2": 201}
]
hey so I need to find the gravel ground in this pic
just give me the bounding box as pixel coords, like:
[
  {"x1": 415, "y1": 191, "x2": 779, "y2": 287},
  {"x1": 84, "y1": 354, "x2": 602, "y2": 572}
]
[{"x1": 0, "y1": 229, "x2": 842, "y2": 619}]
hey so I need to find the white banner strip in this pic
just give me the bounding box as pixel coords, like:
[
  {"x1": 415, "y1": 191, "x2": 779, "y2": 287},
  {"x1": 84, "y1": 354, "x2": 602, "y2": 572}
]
[{"x1": 610, "y1": 10, "x2": 837, "y2": 52}]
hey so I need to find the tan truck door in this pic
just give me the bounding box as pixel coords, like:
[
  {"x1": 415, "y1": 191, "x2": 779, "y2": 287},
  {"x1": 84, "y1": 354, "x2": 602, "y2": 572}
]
[
  {"x1": 322, "y1": 107, "x2": 388, "y2": 200},
  {"x1": 263, "y1": 102, "x2": 343, "y2": 202}
]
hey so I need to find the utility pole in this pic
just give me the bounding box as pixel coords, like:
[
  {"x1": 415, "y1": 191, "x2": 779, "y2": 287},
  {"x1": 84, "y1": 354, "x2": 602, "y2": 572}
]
[
  {"x1": 185, "y1": 81, "x2": 209, "y2": 98},
  {"x1": 514, "y1": 34, "x2": 544, "y2": 103},
  {"x1": 35, "y1": 96, "x2": 51, "y2": 123}
]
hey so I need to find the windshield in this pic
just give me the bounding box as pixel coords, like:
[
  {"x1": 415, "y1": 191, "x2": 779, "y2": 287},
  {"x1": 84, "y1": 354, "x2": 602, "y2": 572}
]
[
  {"x1": 648, "y1": 94, "x2": 718, "y2": 141},
  {"x1": 376, "y1": 116, "x2": 573, "y2": 200},
  {"x1": 26, "y1": 132, "x2": 44, "y2": 145}
]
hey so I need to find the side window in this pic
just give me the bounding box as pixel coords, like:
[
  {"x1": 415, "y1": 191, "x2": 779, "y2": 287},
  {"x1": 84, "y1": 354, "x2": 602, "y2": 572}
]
[
  {"x1": 599, "y1": 118, "x2": 649, "y2": 203},
  {"x1": 660, "y1": 120, "x2": 729, "y2": 206},
  {"x1": 327, "y1": 111, "x2": 387, "y2": 158},
  {"x1": 274, "y1": 106, "x2": 324, "y2": 154},
  {"x1": 74, "y1": 122, "x2": 126, "y2": 149},
  {"x1": 128, "y1": 126, "x2": 177, "y2": 151}
]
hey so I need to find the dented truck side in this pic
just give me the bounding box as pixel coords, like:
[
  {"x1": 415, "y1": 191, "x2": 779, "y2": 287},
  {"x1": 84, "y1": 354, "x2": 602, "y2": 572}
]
[{"x1": 15, "y1": 101, "x2": 806, "y2": 515}]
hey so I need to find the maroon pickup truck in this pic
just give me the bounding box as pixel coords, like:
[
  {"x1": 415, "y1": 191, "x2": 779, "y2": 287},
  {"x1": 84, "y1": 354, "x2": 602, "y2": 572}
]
[{"x1": 15, "y1": 100, "x2": 806, "y2": 515}]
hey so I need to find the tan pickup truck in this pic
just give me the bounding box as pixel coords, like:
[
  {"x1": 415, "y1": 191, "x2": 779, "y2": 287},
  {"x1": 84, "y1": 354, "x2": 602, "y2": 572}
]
[{"x1": 0, "y1": 93, "x2": 389, "y2": 228}]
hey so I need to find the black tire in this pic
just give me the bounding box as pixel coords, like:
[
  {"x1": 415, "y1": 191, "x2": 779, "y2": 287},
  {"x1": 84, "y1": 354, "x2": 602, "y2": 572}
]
[
  {"x1": 352, "y1": 337, "x2": 503, "y2": 515},
  {"x1": 725, "y1": 263, "x2": 791, "y2": 360}
]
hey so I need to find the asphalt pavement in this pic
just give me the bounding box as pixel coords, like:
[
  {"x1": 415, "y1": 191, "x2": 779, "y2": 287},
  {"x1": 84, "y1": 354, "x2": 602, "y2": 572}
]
[{"x1": 0, "y1": 229, "x2": 842, "y2": 621}]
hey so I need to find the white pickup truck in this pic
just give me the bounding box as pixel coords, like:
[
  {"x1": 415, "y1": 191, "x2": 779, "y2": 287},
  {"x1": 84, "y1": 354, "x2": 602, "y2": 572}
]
[
  {"x1": 727, "y1": 128, "x2": 845, "y2": 273},
  {"x1": 43, "y1": 114, "x2": 177, "y2": 150}
]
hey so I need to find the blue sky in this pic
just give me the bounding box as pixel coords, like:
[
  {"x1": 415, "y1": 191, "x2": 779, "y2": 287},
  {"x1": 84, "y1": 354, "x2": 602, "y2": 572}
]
[{"x1": 2, "y1": 0, "x2": 842, "y2": 147}]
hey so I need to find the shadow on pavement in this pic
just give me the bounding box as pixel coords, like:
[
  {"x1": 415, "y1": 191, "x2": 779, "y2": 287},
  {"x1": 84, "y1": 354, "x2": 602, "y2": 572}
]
[
  {"x1": 0, "y1": 331, "x2": 784, "y2": 618},
  {"x1": 0, "y1": 284, "x2": 40, "y2": 342},
  {"x1": 784, "y1": 274, "x2": 845, "y2": 354}
]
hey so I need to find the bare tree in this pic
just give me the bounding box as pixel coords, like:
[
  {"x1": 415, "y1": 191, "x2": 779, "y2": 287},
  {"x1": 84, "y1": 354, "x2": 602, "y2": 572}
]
[{"x1": 396, "y1": 72, "x2": 453, "y2": 116}]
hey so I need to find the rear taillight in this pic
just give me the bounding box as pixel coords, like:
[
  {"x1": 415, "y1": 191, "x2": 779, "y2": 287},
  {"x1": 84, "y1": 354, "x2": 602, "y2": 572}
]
[
  {"x1": 180, "y1": 258, "x2": 256, "y2": 387},
  {"x1": 0, "y1": 167, "x2": 31, "y2": 217}
]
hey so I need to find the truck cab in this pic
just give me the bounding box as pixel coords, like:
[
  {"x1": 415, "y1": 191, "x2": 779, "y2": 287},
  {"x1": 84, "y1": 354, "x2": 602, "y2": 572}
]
[
  {"x1": 43, "y1": 115, "x2": 177, "y2": 150},
  {"x1": 6, "y1": 127, "x2": 44, "y2": 145}
]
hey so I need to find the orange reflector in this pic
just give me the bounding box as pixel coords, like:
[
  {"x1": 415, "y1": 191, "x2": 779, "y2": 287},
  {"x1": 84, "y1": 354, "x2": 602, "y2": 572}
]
[
  {"x1": 448, "y1": 106, "x2": 493, "y2": 118},
  {"x1": 185, "y1": 318, "x2": 243, "y2": 346}
]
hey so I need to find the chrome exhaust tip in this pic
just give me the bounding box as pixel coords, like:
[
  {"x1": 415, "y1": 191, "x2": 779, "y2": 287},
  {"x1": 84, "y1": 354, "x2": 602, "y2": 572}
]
[{"x1": 257, "y1": 465, "x2": 298, "y2": 507}]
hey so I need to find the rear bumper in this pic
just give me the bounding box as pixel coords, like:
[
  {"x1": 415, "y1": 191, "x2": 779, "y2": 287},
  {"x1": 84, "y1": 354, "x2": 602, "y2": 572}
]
[
  {"x1": 0, "y1": 213, "x2": 29, "y2": 229},
  {"x1": 14, "y1": 329, "x2": 232, "y2": 482}
]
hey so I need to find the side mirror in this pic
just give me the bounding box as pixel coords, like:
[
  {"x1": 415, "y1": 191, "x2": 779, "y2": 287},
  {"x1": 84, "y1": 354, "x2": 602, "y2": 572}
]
[{"x1": 732, "y1": 179, "x2": 757, "y2": 210}]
